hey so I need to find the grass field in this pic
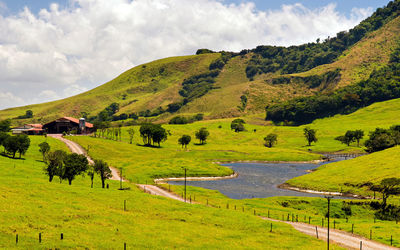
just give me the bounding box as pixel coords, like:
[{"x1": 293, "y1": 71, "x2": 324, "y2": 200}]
[
  {"x1": 0, "y1": 136, "x2": 340, "y2": 249},
  {"x1": 162, "y1": 184, "x2": 400, "y2": 248}
]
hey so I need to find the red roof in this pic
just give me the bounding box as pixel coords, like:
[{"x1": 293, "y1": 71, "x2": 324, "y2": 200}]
[
  {"x1": 27, "y1": 124, "x2": 43, "y2": 129},
  {"x1": 62, "y1": 117, "x2": 94, "y2": 128}
]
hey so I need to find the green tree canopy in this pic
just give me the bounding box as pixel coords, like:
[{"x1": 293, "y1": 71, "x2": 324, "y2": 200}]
[
  {"x1": 94, "y1": 159, "x2": 112, "y2": 188},
  {"x1": 178, "y1": 135, "x2": 191, "y2": 149},
  {"x1": 304, "y1": 127, "x2": 317, "y2": 146},
  {"x1": 63, "y1": 153, "x2": 89, "y2": 185},
  {"x1": 39, "y1": 142, "x2": 51, "y2": 162},
  {"x1": 264, "y1": 133, "x2": 278, "y2": 148},
  {"x1": 195, "y1": 128, "x2": 210, "y2": 145}
]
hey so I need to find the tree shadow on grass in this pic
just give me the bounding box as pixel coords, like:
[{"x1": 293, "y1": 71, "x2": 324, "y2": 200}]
[
  {"x1": 135, "y1": 143, "x2": 162, "y2": 148},
  {"x1": 0, "y1": 152, "x2": 26, "y2": 160},
  {"x1": 194, "y1": 143, "x2": 207, "y2": 146}
]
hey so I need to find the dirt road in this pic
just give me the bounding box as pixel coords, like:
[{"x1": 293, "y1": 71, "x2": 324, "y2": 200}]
[{"x1": 48, "y1": 134, "x2": 123, "y2": 181}]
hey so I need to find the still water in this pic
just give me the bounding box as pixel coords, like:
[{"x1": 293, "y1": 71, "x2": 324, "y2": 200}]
[{"x1": 169, "y1": 159, "x2": 350, "y2": 199}]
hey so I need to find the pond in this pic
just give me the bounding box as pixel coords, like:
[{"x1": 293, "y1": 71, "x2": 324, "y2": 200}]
[{"x1": 169, "y1": 157, "x2": 353, "y2": 199}]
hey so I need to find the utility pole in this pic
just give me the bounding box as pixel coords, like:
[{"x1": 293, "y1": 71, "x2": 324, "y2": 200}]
[
  {"x1": 184, "y1": 168, "x2": 187, "y2": 202},
  {"x1": 325, "y1": 196, "x2": 333, "y2": 250}
]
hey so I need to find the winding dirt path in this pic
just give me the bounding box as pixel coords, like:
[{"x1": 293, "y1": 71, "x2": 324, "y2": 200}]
[
  {"x1": 52, "y1": 135, "x2": 398, "y2": 249},
  {"x1": 48, "y1": 134, "x2": 123, "y2": 181}
]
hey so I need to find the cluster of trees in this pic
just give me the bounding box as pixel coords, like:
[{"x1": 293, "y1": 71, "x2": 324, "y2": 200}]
[
  {"x1": 139, "y1": 123, "x2": 168, "y2": 147},
  {"x1": 41, "y1": 142, "x2": 112, "y2": 187},
  {"x1": 0, "y1": 133, "x2": 30, "y2": 158},
  {"x1": 0, "y1": 119, "x2": 11, "y2": 132},
  {"x1": 335, "y1": 130, "x2": 364, "y2": 147},
  {"x1": 17, "y1": 110, "x2": 33, "y2": 119},
  {"x1": 87, "y1": 103, "x2": 120, "y2": 122},
  {"x1": 231, "y1": 119, "x2": 246, "y2": 132},
  {"x1": 178, "y1": 127, "x2": 210, "y2": 148},
  {"x1": 365, "y1": 125, "x2": 400, "y2": 152},
  {"x1": 265, "y1": 48, "x2": 400, "y2": 124},
  {"x1": 245, "y1": 0, "x2": 400, "y2": 79},
  {"x1": 168, "y1": 114, "x2": 204, "y2": 124},
  {"x1": 93, "y1": 125, "x2": 122, "y2": 141},
  {"x1": 179, "y1": 69, "x2": 221, "y2": 104}
]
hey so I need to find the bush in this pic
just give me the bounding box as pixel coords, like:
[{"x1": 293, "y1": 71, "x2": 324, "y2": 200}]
[{"x1": 169, "y1": 116, "x2": 188, "y2": 125}]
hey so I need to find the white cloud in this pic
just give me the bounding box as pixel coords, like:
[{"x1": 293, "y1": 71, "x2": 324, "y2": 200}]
[{"x1": 0, "y1": 0, "x2": 372, "y2": 109}]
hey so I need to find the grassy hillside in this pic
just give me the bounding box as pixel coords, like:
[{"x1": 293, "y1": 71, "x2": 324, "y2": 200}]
[{"x1": 0, "y1": 136, "x2": 335, "y2": 249}]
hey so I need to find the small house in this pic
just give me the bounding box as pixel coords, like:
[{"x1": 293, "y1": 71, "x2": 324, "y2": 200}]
[{"x1": 12, "y1": 124, "x2": 44, "y2": 135}]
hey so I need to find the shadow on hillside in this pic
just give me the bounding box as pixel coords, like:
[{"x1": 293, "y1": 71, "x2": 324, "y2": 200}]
[
  {"x1": 136, "y1": 143, "x2": 162, "y2": 148},
  {"x1": 0, "y1": 152, "x2": 26, "y2": 160}
]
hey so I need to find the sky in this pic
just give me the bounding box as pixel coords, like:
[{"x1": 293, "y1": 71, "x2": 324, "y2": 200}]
[{"x1": 0, "y1": 0, "x2": 391, "y2": 109}]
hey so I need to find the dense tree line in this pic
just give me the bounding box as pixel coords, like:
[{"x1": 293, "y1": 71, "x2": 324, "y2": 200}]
[
  {"x1": 245, "y1": 0, "x2": 400, "y2": 79},
  {"x1": 169, "y1": 114, "x2": 204, "y2": 124},
  {"x1": 335, "y1": 130, "x2": 364, "y2": 147},
  {"x1": 266, "y1": 45, "x2": 400, "y2": 124},
  {"x1": 17, "y1": 110, "x2": 33, "y2": 119}
]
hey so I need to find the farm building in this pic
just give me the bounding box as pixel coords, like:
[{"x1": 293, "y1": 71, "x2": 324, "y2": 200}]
[
  {"x1": 12, "y1": 124, "x2": 44, "y2": 135},
  {"x1": 43, "y1": 117, "x2": 94, "y2": 134}
]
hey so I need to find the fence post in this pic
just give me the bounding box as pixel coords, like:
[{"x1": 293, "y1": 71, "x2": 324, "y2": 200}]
[
  {"x1": 124, "y1": 242, "x2": 127, "y2": 250},
  {"x1": 334, "y1": 220, "x2": 336, "y2": 229},
  {"x1": 322, "y1": 218, "x2": 324, "y2": 227},
  {"x1": 254, "y1": 209, "x2": 256, "y2": 216},
  {"x1": 268, "y1": 210, "x2": 270, "y2": 218},
  {"x1": 315, "y1": 227, "x2": 319, "y2": 239},
  {"x1": 360, "y1": 241, "x2": 362, "y2": 250},
  {"x1": 16, "y1": 234, "x2": 18, "y2": 244},
  {"x1": 391, "y1": 235, "x2": 393, "y2": 246},
  {"x1": 39, "y1": 233, "x2": 41, "y2": 243},
  {"x1": 61, "y1": 233, "x2": 63, "y2": 240},
  {"x1": 270, "y1": 223, "x2": 273, "y2": 232},
  {"x1": 370, "y1": 230, "x2": 372, "y2": 240},
  {"x1": 124, "y1": 200, "x2": 126, "y2": 211},
  {"x1": 352, "y1": 224, "x2": 354, "y2": 234},
  {"x1": 309, "y1": 216, "x2": 311, "y2": 224}
]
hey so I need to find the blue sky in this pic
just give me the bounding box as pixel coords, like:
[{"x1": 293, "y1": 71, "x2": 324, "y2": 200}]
[{"x1": 1, "y1": 0, "x2": 391, "y2": 16}]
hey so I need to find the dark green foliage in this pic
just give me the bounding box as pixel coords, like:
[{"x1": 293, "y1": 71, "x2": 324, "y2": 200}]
[
  {"x1": 179, "y1": 69, "x2": 220, "y2": 104},
  {"x1": 90, "y1": 102, "x2": 120, "y2": 122},
  {"x1": 45, "y1": 150, "x2": 67, "y2": 182},
  {"x1": 0, "y1": 119, "x2": 11, "y2": 132},
  {"x1": 341, "y1": 202, "x2": 352, "y2": 216},
  {"x1": 139, "y1": 123, "x2": 168, "y2": 147},
  {"x1": 63, "y1": 153, "x2": 89, "y2": 185},
  {"x1": 196, "y1": 48, "x2": 215, "y2": 55},
  {"x1": 167, "y1": 102, "x2": 183, "y2": 113},
  {"x1": 364, "y1": 127, "x2": 399, "y2": 152},
  {"x1": 304, "y1": 127, "x2": 317, "y2": 146},
  {"x1": 169, "y1": 116, "x2": 188, "y2": 124},
  {"x1": 246, "y1": 0, "x2": 400, "y2": 78},
  {"x1": 371, "y1": 178, "x2": 400, "y2": 209},
  {"x1": 231, "y1": 119, "x2": 246, "y2": 132},
  {"x1": 264, "y1": 133, "x2": 278, "y2": 148},
  {"x1": 178, "y1": 135, "x2": 191, "y2": 148},
  {"x1": 3, "y1": 134, "x2": 30, "y2": 158},
  {"x1": 238, "y1": 95, "x2": 248, "y2": 112},
  {"x1": 0, "y1": 132, "x2": 10, "y2": 150},
  {"x1": 93, "y1": 159, "x2": 112, "y2": 188},
  {"x1": 335, "y1": 130, "x2": 363, "y2": 146},
  {"x1": 38, "y1": 142, "x2": 50, "y2": 162},
  {"x1": 17, "y1": 110, "x2": 33, "y2": 119},
  {"x1": 195, "y1": 127, "x2": 209, "y2": 144},
  {"x1": 266, "y1": 58, "x2": 400, "y2": 124}
]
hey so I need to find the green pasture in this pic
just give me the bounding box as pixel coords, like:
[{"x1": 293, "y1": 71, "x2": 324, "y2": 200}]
[{"x1": 0, "y1": 136, "x2": 336, "y2": 249}]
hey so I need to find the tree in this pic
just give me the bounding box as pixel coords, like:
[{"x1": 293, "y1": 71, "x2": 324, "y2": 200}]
[
  {"x1": 195, "y1": 127, "x2": 210, "y2": 145},
  {"x1": 151, "y1": 125, "x2": 168, "y2": 147},
  {"x1": 63, "y1": 153, "x2": 89, "y2": 185},
  {"x1": 335, "y1": 130, "x2": 355, "y2": 146},
  {"x1": 371, "y1": 178, "x2": 400, "y2": 209},
  {"x1": 93, "y1": 159, "x2": 112, "y2": 188},
  {"x1": 3, "y1": 136, "x2": 19, "y2": 158},
  {"x1": 231, "y1": 119, "x2": 246, "y2": 132},
  {"x1": 16, "y1": 134, "x2": 30, "y2": 158},
  {"x1": 304, "y1": 127, "x2": 317, "y2": 146},
  {"x1": 0, "y1": 132, "x2": 10, "y2": 152},
  {"x1": 87, "y1": 165, "x2": 95, "y2": 188},
  {"x1": 45, "y1": 150, "x2": 66, "y2": 182},
  {"x1": 39, "y1": 142, "x2": 50, "y2": 162},
  {"x1": 264, "y1": 133, "x2": 278, "y2": 148},
  {"x1": 127, "y1": 128, "x2": 135, "y2": 144},
  {"x1": 140, "y1": 123, "x2": 153, "y2": 145},
  {"x1": 0, "y1": 119, "x2": 11, "y2": 132},
  {"x1": 353, "y1": 130, "x2": 364, "y2": 147},
  {"x1": 365, "y1": 128, "x2": 395, "y2": 152},
  {"x1": 178, "y1": 135, "x2": 191, "y2": 149}
]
